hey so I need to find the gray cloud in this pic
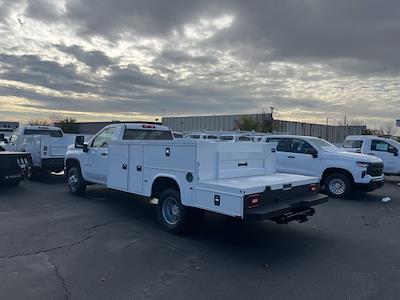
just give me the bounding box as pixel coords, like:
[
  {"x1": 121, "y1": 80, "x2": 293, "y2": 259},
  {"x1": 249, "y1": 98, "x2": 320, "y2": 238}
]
[
  {"x1": 0, "y1": 54, "x2": 94, "y2": 93},
  {"x1": 25, "y1": 0, "x2": 61, "y2": 21},
  {"x1": 63, "y1": 0, "x2": 225, "y2": 38},
  {"x1": 55, "y1": 44, "x2": 114, "y2": 70},
  {"x1": 154, "y1": 49, "x2": 218, "y2": 65}
]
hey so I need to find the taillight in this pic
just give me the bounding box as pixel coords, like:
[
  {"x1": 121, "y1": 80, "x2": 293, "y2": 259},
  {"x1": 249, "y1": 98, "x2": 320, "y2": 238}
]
[
  {"x1": 309, "y1": 184, "x2": 317, "y2": 193},
  {"x1": 248, "y1": 194, "x2": 261, "y2": 208},
  {"x1": 142, "y1": 124, "x2": 156, "y2": 128}
]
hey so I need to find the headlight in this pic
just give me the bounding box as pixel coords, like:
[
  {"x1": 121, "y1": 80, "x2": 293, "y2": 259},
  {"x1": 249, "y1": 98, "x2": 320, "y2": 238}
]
[{"x1": 356, "y1": 161, "x2": 370, "y2": 168}]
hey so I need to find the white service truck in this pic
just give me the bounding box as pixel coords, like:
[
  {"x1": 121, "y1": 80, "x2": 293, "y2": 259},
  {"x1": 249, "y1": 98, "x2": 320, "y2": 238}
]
[
  {"x1": 65, "y1": 123, "x2": 328, "y2": 233},
  {"x1": 342, "y1": 135, "x2": 400, "y2": 175},
  {"x1": 260, "y1": 135, "x2": 385, "y2": 198},
  {"x1": 0, "y1": 125, "x2": 76, "y2": 179}
]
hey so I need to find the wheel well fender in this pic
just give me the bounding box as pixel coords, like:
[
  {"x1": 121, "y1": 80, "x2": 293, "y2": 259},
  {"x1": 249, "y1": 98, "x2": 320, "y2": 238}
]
[
  {"x1": 151, "y1": 176, "x2": 181, "y2": 199},
  {"x1": 65, "y1": 158, "x2": 81, "y2": 174},
  {"x1": 321, "y1": 168, "x2": 354, "y2": 185}
]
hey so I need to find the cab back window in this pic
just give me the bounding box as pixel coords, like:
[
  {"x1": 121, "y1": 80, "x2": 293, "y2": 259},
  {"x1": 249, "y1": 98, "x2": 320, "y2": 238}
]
[
  {"x1": 24, "y1": 129, "x2": 63, "y2": 137},
  {"x1": 123, "y1": 129, "x2": 173, "y2": 140},
  {"x1": 342, "y1": 140, "x2": 363, "y2": 148},
  {"x1": 265, "y1": 138, "x2": 288, "y2": 151}
]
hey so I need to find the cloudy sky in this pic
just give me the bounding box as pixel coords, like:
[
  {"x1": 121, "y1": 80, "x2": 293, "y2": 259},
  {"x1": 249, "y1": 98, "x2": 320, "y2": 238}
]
[{"x1": 0, "y1": 0, "x2": 399, "y2": 128}]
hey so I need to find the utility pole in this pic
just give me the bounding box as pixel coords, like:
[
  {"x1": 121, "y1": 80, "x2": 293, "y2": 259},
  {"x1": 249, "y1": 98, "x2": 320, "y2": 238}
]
[
  {"x1": 326, "y1": 118, "x2": 332, "y2": 140},
  {"x1": 270, "y1": 106, "x2": 274, "y2": 120}
]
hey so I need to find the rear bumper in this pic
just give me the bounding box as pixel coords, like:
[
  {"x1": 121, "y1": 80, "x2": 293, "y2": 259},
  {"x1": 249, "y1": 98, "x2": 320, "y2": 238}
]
[
  {"x1": 0, "y1": 170, "x2": 23, "y2": 182},
  {"x1": 354, "y1": 179, "x2": 384, "y2": 192},
  {"x1": 244, "y1": 193, "x2": 328, "y2": 222},
  {"x1": 41, "y1": 158, "x2": 64, "y2": 171}
]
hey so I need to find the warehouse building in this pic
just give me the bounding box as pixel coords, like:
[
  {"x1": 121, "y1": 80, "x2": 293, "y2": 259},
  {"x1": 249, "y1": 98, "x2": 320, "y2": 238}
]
[
  {"x1": 163, "y1": 113, "x2": 272, "y2": 132},
  {"x1": 0, "y1": 121, "x2": 19, "y2": 129},
  {"x1": 162, "y1": 114, "x2": 366, "y2": 144}
]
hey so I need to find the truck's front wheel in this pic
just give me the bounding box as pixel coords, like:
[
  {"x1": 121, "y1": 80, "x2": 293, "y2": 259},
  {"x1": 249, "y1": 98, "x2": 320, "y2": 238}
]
[
  {"x1": 157, "y1": 189, "x2": 192, "y2": 234},
  {"x1": 67, "y1": 167, "x2": 86, "y2": 195},
  {"x1": 325, "y1": 173, "x2": 352, "y2": 198}
]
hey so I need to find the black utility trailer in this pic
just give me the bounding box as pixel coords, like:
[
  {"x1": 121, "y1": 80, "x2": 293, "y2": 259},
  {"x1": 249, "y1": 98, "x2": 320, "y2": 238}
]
[{"x1": 0, "y1": 151, "x2": 32, "y2": 185}]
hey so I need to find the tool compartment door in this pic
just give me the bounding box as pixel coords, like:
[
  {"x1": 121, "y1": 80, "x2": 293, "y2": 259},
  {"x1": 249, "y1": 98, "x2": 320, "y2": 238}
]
[
  {"x1": 107, "y1": 144, "x2": 129, "y2": 191},
  {"x1": 128, "y1": 144, "x2": 144, "y2": 194}
]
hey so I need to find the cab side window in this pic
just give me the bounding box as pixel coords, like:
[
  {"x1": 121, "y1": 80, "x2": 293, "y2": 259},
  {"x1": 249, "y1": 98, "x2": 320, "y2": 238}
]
[
  {"x1": 91, "y1": 127, "x2": 115, "y2": 148},
  {"x1": 371, "y1": 140, "x2": 396, "y2": 152},
  {"x1": 288, "y1": 139, "x2": 315, "y2": 154},
  {"x1": 266, "y1": 138, "x2": 289, "y2": 152},
  {"x1": 9, "y1": 128, "x2": 22, "y2": 143}
]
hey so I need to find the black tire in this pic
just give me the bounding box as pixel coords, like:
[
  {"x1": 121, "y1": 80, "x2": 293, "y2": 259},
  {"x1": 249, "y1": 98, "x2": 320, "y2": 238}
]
[
  {"x1": 325, "y1": 173, "x2": 352, "y2": 198},
  {"x1": 157, "y1": 188, "x2": 200, "y2": 234},
  {"x1": 67, "y1": 166, "x2": 86, "y2": 195}
]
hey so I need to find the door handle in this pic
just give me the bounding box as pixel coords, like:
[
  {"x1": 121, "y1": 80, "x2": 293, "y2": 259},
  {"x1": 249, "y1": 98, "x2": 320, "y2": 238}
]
[
  {"x1": 137, "y1": 165, "x2": 142, "y2": 172},
  {"x1": 368, "y1": 153, "x2": 375, "y2": 156},
  {"x1": 287, "y1": 156, "x2": 295, "y2": 159},
  {"x1": 101, "y1": 153, "x2": 107, "y2": 156}
]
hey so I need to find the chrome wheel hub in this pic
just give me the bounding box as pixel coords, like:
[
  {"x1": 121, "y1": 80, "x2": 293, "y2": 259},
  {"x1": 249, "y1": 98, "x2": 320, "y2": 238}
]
[
  {"x1": 329, "y1": 178, "x2": 346, "y2": 195},
  {"x1": 162, "y1": 197, "x2": 181, "y2": 225},
  {"x1": 68, "y1": 174, "x2": 78, "y2": 188}
]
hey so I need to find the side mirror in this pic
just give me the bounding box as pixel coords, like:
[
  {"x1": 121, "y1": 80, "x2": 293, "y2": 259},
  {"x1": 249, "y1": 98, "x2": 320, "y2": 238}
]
[
  {"x1": 0, "y1": 133, "x2": 4, "y2": 142},
  {"x1": 75, "y1": 136, "x2": 88, "y2": 152},
  {"x1": 388, "y1": 147, "x2": 398, "y2": 156},
  {"x1": 305, "y1": 148, "x2": 318, "y2": 158}
]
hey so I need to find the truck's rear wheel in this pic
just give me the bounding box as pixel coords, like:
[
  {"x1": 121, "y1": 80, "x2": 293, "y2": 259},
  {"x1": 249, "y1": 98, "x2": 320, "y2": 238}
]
[
  {"x1": 157, "y1": 188, "x2": 202, "y2": 234},
  {"x1": 67, "y1": 167, "x2": 86, "y2": 195},
  {"x1": 325, "y1": 173, "x2": 352, "y2": 198}
]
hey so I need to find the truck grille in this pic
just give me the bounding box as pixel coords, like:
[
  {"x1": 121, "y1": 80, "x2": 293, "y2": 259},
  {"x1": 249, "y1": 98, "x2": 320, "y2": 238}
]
[{"x1": 367, "y1": 163, "x2": 384, "y2": 177}]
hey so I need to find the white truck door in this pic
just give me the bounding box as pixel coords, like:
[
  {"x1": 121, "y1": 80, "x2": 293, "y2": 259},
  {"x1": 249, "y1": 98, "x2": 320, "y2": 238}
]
[
  {"x1": 85, "y1": 127, "x2": 116, "y2": 183},
  {"x1": 266, "y1": 138, "x2": 290, "y2": 173},
  {"x1": 128, "y1": 144, "x2": 144, "y2": 194},
  {"x1": 283, "y1": 138, "x2": 319, "y2": 176},
  {"x1": 368, "y1": 139, "x2": 399, "y2": 174}
]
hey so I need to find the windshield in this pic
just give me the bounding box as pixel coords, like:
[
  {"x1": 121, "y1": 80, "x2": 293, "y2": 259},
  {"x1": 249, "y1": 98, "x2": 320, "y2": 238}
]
[
  {"x1": 342, "y1": 139, "x2": 363, "y2": 148},
  {"x1": 388, "y1": 139, "x2": 400, "y2": 150},
  {"x1": 309, "y1": 137, "x2": 339, "y2": 152}
]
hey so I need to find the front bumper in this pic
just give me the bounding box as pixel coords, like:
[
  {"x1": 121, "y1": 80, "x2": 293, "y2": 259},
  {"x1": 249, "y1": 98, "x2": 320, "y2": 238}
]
[
  {"x1": 244, "y1": 193, "x2": 328, "y2": 223},
  {"x1": 354, "y1": 179, "x2": 384, "y2": 192}
]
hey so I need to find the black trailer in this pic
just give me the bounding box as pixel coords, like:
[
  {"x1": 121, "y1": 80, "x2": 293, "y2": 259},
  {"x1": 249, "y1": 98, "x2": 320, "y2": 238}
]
[{"x1": 0, "y1": 151, "x2": 32, "y2": 185}]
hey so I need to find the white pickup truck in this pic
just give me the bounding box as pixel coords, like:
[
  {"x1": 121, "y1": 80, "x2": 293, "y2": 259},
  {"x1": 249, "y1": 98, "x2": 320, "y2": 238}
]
[
  {"x1": 65, "y1": 123, "x2": 327, "y2": 233},
  {"x1": 260, "y1": 135, "x2": 384, "y2": 198},
  {"x1": 342, "y1": 135, "x2": 400, "y2": 175},
  {"x1": 0, "y1": 125, "x2": 76, "y2": 179}
]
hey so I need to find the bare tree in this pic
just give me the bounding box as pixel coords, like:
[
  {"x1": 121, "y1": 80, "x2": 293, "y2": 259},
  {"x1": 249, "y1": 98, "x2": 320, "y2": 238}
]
[
  {"x1": 380, "y1": 121, "x2": 396, "y2": 136},
  {"x1": 28, "y1": 119, "x2": 50, "y2": 126}
]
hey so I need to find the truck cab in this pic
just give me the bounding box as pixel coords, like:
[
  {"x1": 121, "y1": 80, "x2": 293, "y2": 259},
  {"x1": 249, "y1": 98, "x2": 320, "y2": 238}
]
[
  {"x1": 65, "y1": 123, "x2": 173, "y2": 185},
  {"x1": 260, "y1": 135, "x2": 384, "y2": 198},
  {"x1": 342, "y1": 135, "x2": 400, "y2": 175}
]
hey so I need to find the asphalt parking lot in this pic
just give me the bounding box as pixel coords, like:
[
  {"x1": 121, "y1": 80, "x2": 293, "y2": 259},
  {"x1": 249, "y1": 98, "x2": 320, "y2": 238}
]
[{"x1": 0, "y1": 176, "x2": 399, "y2": 300}]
